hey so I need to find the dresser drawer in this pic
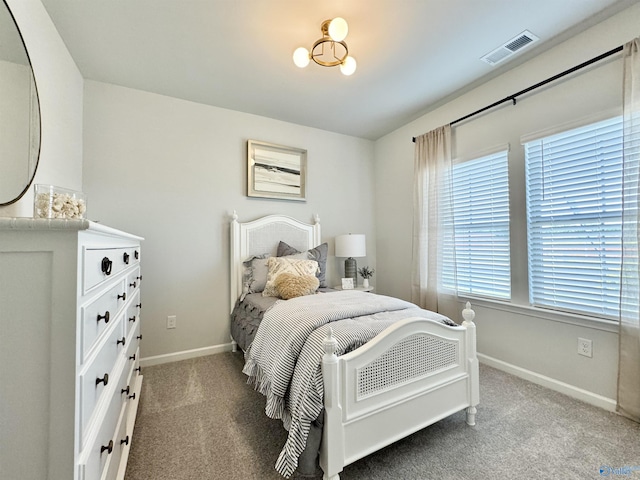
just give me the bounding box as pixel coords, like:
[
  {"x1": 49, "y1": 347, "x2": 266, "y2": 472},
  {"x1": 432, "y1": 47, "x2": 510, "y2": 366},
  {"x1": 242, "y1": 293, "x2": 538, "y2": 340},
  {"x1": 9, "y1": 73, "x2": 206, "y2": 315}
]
[
  {"x1": 121, "y1": 347, "x2": 138, "y2": 403},
  {"x1": 124, "y1": 294, "x2": 141, "y2": 344},
  {"x1": 123, "y1": 288, "x2": 140, "y2": 343},
  {"x1": 124, "y1": 319, "x2": 141, "y2": 365},
  {"x1": 80, "y1": 281, "x2": 127, "y2": 363},
  {"x1": 125, "y1": 267, "x2": 141, "y2": 297},
  {"x1": 78, "y1": 389, "x2": 125, "y2": 480},
  {"x1": 105, "y1": 405, "x2": 129, "y2": 480},
  {"x1": 79, "y1": 318, "x2": 126, "y2": 447},
  {"x1": 124, "y1": 347, "x2": 142, "y2": 433},
  {"x1": 83, "y1": 247, "x2": 140, "y2": 294}
]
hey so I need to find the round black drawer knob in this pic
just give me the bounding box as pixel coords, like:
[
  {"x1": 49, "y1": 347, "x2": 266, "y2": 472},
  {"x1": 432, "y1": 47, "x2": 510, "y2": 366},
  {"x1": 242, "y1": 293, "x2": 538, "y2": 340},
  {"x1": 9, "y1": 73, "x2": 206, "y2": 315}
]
[
  {"x1": 97, "y1": 311, "x2": 110, "y2": 324},
  {"x1": 96, "y1": 373, "x2": 109, "y2": 386}
]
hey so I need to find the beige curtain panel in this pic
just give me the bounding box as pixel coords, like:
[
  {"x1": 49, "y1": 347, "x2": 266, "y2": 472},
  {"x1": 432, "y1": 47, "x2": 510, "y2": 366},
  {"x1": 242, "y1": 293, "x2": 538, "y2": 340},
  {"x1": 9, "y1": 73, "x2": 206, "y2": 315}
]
[
  {"x1": 411, "y1": 125, "x2": 452, "y2": 311},
  {"x1": 618, "y1": 37, "x2": 640, "y2": 423}
]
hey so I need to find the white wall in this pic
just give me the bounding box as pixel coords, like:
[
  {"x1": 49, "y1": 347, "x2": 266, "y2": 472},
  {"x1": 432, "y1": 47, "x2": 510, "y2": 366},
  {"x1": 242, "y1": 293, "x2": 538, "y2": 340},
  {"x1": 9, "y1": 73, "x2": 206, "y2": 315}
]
[
  {"x1": 82, "y1": 81, "x2": 375, "y2": 360},
  {"x1": 373, "y1": 2, "x2": 640, "y2": 404},
  {"x1": 0, "y1": 0, "x2": 83, "y2": 218}
]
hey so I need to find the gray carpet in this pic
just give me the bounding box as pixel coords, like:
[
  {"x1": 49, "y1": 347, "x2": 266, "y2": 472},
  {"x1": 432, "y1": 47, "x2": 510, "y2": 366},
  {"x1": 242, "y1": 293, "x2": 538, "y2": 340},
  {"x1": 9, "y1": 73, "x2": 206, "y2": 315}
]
[{"x1": 124, "y1": 352, "x2": 640, "y2": 480}]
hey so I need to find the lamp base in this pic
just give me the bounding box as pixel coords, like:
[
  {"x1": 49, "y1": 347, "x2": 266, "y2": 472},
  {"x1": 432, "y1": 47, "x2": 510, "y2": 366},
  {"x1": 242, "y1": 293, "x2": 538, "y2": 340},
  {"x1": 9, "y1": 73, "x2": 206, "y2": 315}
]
[{"x1": 345, "y1": 257, "x2": 357, "y2": 287}]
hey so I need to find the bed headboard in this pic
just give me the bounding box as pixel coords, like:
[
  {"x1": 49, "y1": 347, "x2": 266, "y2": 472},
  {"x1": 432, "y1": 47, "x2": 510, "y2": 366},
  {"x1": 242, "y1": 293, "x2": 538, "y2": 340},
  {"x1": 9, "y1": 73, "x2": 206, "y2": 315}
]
[{"x1": 229, "y1": 211, "x2": 321, "y2": 312}]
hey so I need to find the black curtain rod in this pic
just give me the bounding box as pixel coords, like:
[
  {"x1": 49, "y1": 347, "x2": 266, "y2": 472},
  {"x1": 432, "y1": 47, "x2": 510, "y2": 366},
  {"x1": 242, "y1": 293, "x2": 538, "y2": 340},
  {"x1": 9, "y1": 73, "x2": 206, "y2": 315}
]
[{"x1": 412, "y1": 44, "x2": 624, "y2": 143}]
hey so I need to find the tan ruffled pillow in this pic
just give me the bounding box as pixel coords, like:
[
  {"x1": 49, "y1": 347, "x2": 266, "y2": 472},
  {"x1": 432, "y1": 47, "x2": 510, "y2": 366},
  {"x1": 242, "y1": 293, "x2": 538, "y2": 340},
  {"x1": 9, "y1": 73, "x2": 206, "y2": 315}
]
[
  {"x1": 275, "y1": 273, "x2": 320, "y2": 299},
  {"x1": 262, "y1": 257, "x2": 319, "y2": 297}
]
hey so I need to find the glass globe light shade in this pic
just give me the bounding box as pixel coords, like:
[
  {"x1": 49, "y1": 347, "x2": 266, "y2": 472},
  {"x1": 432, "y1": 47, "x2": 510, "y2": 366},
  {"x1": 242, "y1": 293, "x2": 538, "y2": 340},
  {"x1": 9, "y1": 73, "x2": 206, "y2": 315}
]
[
  {"x1": 340, "y1": 56, "x2": 357, "y2": 76},
  {"x1": 293, "y1": 47, "x2": 310, "y2": 68},
  {"x1": 328, "y1": 17, "x2": 348, "y2": 42}
]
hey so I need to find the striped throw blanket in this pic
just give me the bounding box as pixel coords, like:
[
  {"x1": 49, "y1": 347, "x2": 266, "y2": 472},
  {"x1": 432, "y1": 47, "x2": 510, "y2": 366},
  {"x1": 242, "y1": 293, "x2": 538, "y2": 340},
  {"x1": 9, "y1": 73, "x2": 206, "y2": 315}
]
[{"x1": 242, "y1": 290, "x2": 452, "y2": 477}]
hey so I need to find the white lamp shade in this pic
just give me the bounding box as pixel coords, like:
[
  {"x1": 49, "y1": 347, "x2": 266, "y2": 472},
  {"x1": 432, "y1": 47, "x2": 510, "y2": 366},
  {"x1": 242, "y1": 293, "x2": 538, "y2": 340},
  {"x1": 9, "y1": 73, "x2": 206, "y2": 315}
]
[
  {"x1": 340, "y1": 55, "x2": 357, "y2": 76},
  {"x1": 335, "y1": 234, "x2": 366, "y2": 258},
  {"x1": 328, "y1": 17, "x2": 348, "y2": 42},
  {"x1": 293, "y1": 47, "x2": 310, "y2": 68}
]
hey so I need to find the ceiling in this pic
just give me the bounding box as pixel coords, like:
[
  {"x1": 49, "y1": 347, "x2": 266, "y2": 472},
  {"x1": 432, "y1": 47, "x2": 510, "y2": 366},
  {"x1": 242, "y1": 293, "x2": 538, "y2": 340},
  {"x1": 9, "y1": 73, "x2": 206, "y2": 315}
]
[{"x1": 38, "y1": 0, "x2": 638, "y2": 140}]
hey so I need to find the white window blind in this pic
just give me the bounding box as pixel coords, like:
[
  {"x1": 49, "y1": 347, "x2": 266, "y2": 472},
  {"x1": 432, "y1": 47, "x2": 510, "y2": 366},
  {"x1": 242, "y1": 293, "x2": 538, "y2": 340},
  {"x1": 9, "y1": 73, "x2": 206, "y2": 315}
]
[
  {"x1": 441, "y1": 150, "x2": 511, "y2": 299},
  {"x1": 525, "y1": 116, "x2": 623, "y2": 318}
]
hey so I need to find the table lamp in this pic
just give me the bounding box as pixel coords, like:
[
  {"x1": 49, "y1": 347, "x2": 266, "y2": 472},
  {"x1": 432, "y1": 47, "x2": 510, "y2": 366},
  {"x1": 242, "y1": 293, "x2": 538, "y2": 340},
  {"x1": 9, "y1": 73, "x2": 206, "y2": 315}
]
[{"x1": 335, "y1": 234, "x2": 366, "y2": 286}]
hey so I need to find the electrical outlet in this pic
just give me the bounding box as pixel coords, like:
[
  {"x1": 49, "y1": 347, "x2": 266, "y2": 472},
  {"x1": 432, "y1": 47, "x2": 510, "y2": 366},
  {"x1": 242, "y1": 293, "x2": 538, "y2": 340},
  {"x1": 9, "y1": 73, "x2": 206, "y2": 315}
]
[
  {"x1": 167, "y1": 315, "x2": 177, "y2": 329},
  {"x1": 578, "y1": 338, "x2": 592, "y2": 358}
]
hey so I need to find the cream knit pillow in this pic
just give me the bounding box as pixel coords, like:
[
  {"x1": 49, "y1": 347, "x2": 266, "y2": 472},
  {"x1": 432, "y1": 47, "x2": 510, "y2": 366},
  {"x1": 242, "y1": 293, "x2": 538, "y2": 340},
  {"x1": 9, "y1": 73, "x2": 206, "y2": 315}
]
[{"x1": 262, "y1": 257, "x2": 319, "y2": 297}]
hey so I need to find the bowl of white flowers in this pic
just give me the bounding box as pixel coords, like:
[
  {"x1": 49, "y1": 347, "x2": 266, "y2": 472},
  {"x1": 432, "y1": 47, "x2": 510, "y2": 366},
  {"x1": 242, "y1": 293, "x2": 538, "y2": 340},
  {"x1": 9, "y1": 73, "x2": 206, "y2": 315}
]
[{"x1": 34, "y1": 184, "x2": 87, "y2": 219}]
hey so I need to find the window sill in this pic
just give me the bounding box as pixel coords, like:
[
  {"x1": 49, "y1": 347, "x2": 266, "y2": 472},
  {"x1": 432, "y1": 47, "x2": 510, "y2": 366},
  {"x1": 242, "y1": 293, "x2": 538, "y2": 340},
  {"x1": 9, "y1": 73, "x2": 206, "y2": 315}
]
[{"x1": 453, "y1": 295, "x2": 619, "y2": 334}]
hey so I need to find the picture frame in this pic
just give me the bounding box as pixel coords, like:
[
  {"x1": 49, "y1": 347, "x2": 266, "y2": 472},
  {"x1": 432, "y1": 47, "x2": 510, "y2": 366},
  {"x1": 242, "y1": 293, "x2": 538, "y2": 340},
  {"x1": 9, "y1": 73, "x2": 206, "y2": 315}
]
[
  {"x1": 341, "y1": 278, "x2": 354, "y2": 290},
  {"x1": 247, "y1": 140, "x2": 307, "y2": 201}
]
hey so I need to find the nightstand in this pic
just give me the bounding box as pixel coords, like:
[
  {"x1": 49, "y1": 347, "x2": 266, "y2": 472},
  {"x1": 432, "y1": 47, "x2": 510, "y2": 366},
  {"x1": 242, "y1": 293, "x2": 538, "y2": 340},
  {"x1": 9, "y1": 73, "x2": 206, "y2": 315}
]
[{"x1": 333, "y1": 285, "x2": 374, "y2": 292}]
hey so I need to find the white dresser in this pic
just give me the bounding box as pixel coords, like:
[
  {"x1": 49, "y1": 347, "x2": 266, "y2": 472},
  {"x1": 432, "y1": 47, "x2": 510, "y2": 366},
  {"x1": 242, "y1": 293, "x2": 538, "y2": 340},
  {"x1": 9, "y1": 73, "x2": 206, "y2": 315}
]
[{"x1": 0, "y1": 218, "x2": 144, "y2": 480}]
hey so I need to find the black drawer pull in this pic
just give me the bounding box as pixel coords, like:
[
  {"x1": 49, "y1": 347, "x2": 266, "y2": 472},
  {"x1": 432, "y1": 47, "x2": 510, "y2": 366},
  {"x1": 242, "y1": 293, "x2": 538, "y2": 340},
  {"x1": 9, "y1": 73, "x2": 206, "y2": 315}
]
[
  {"x1": 134, "y1": 250, "x2": 139, "y2": 260},
  {"x1": 129, "y1": 281, "x2": 136, "y2": 288},
  {"x1": 101, "y1": 440, "x2": 114, "y2": 455},
  {"x1": 121, "y1": 386, "x2": 130, "y2": 395},
  {"x1": 96, "y1": 373, "x2": 109, "y2": 386},
  {"x1": 117, "y1": 337, "x2": 126, "y2": 346},
  {"x1": 123, "y1": 252, "x2": 130, "y2": 264},
  {"x1": 137, "y1": 334, "x2": 143, "y2": 340},
  {"x1": 101, "y1": 257, "x2": 112, "y2": 276},
  {"x1": 136, "y1": 303, "x2": 142, "y2": 309},
  {"x1": 121, "y1": 436, "x2": 130, "y2": 446},
  {"x1": 129, "y1": 316, "x2": 136, "y2": 323},
  {"x1": 128, "y1": 392, "x2": 136, "y2": 400},
  {"x1": 135, "y1": 367, "x2": 141, "y2": 373},
  {"x1": 129, "y1": 353, "x2": 136, "y2": 361},
  {"x1": 97, "y1": 311, "x2": 110, "y2": 324},
  {"x1": 118, "y1": 292, "x2": 126, "y2": 301},
  {"x1": 137, "y1": 275, "x2": 142, "y2": 281}
]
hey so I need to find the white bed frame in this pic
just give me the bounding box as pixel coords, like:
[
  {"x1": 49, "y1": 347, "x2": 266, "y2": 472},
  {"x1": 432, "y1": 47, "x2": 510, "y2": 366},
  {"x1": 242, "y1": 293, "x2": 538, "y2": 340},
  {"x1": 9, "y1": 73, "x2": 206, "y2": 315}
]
[{"x1": 229, "y1": 212, "x2": 479, "y2": 480}]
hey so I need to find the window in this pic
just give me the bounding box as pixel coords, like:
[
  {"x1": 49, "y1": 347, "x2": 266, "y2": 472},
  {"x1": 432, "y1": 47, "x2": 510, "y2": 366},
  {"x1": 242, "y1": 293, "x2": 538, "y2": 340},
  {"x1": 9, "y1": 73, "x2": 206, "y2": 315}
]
[
  {"x1": 441, "y1": 150, "x2": 511, "y2": 299},
  {"x1": 525, "y1": 116, "x2": 623, "y2": 318}
]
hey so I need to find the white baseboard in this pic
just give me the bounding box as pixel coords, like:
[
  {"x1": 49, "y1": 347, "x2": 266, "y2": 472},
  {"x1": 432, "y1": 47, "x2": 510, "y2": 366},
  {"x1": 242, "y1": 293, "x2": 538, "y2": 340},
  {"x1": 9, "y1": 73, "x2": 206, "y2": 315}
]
[
  {"x1": 478, "y1": 353, "x2": 617, "y2": 412},
  {"x1": 140, "y1": 343, "x2": 234, "y2": 367}
]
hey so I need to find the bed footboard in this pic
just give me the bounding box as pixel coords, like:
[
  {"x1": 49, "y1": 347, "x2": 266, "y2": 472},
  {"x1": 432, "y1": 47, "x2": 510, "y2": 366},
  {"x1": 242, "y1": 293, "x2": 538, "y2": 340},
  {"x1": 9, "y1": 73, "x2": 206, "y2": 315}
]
[{"x1": 319, "y1": 303, "x2": 479, "y2": 480}]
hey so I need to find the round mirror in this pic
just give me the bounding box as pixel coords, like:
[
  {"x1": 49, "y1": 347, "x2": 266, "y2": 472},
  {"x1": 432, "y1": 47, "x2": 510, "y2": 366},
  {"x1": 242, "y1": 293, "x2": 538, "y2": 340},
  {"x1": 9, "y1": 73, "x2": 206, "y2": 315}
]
[{"x1": 0, "y1": 0, "x2": 41, "y2": 206}]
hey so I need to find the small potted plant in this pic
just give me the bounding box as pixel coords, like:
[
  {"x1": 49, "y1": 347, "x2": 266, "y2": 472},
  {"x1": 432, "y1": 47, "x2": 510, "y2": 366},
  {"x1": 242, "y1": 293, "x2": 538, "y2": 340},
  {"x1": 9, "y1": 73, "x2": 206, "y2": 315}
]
[{"x1": 358, "y1": 266, "x2": 375, "y2": 288}]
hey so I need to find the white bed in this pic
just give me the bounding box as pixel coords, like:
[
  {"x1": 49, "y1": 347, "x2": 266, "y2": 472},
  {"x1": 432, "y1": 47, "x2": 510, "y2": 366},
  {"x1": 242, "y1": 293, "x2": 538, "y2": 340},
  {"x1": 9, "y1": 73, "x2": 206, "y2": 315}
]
[{"x1": 229, "y1": 212, "x2": 479, "y2": 480}]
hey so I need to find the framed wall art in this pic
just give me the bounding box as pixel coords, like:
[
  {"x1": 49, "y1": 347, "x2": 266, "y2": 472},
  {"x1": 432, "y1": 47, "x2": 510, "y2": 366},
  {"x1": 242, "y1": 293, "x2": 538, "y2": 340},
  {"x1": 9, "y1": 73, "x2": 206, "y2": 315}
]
[{"x1": 247, "y1": 140, "x2": 307, "y2": 201}]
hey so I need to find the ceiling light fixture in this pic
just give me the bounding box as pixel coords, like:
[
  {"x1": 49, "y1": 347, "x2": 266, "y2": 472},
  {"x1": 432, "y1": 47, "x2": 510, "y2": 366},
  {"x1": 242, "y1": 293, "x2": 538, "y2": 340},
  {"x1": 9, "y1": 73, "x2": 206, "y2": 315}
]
[{"x1": 293, "y1": 17, "x2": 357, "y2": 76}]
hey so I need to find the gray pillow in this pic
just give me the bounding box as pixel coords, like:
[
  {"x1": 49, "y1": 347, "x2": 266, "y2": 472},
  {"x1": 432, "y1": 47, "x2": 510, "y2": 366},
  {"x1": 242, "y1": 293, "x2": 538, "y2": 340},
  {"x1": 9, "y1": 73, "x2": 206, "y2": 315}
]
[
  {"x1": 242, "y1": 253, "x2": 270, "y2": 294},
  {"x1": 277, "y1": 241, "x2": 328, "y2": 288}
]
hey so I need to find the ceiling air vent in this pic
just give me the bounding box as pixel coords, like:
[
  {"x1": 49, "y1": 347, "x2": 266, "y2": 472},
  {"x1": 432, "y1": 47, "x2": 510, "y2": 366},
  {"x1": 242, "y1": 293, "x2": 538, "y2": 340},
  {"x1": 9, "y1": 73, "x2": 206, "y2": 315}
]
[{"x1": 481, "y1": 30, "x2": 539, "y2": 66}]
